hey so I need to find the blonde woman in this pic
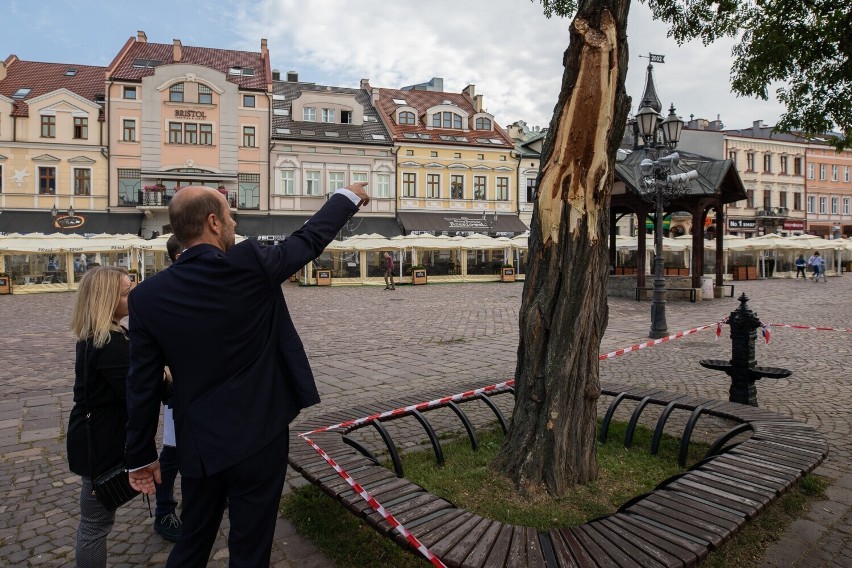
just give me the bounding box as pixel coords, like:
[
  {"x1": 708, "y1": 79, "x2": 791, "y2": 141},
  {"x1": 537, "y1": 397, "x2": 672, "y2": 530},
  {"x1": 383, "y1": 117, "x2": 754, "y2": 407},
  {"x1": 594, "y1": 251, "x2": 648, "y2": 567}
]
[{"x1": 66, "y1": 267, "x2": 132, "y2": 567}]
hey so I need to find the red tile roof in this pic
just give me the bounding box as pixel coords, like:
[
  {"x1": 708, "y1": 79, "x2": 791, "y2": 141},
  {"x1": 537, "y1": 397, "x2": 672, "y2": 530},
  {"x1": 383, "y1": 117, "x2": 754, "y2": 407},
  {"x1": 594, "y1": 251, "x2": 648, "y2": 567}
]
[
  {"x1": 109, "y1": 41, "x2": 268, "y2": 91},
  {"x1": 374, "y1": 87, "x2": 514, "y2": 148},
  {"x1": 0, "y1": 59, "x2": 106, "y2": 119}
]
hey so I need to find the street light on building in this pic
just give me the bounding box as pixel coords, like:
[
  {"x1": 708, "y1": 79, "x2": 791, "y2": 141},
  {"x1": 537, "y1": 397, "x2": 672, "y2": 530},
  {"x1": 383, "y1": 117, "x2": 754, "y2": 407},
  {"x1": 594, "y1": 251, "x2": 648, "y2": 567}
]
[{"x1": 635, "y1": 101, "x2": 697, "y2": 338}]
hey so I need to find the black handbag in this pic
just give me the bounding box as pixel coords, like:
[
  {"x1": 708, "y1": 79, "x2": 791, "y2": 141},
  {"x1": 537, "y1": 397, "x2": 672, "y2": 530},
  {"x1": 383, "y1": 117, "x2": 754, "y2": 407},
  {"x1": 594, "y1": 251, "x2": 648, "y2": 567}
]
[{"x1": 82, "y1": 335, "x2": 143, "y2": 512}]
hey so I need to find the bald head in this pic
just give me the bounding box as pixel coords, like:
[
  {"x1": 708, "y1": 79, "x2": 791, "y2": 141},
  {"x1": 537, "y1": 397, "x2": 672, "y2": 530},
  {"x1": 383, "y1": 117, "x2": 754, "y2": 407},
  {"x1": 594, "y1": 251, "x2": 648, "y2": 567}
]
[{"x1": 168, "y1": 186, "x2": 231, "y2": 249}]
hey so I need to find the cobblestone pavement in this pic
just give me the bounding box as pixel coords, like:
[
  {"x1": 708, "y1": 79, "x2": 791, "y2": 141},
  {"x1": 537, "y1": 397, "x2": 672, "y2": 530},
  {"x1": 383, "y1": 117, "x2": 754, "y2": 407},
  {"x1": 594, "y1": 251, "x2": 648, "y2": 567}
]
[{"x1": 0, "y1": 275, "x2": 849, "y2": 566}]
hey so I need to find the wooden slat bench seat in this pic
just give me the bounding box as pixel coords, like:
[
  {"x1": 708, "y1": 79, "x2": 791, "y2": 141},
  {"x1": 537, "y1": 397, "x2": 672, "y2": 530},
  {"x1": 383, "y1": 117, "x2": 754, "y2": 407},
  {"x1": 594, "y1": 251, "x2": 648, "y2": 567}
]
[{"x1": 287, "y1": 380, "x2": 828, "y2": 567}]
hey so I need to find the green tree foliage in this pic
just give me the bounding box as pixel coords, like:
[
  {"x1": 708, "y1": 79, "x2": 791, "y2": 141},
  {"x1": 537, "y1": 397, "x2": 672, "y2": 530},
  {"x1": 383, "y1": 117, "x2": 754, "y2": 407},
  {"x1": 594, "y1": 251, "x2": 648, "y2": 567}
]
[{"x1": 535, "y1": 0, "x2": 851, "y2": 149}]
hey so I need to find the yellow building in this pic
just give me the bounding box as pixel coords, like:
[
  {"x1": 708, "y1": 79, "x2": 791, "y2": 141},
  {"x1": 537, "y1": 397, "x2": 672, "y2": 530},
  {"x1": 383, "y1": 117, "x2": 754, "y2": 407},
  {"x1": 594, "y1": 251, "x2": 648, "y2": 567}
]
[
  {"x1": 370, "y1": 78, "x2": 525, "y2": 238},
  {"x1": 106, "y1": 32, "x2": 271, "y2": 238},
  {"x1": 0, "y1": 56, "x2": 136, "y2": 234}
]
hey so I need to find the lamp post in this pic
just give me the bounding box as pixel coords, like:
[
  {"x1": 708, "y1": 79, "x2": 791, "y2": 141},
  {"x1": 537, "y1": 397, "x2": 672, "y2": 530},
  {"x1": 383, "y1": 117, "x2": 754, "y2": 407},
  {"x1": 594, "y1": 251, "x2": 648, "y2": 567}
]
[{"x1": 635, "y1": 102, "x2": 696, "y2": 338}]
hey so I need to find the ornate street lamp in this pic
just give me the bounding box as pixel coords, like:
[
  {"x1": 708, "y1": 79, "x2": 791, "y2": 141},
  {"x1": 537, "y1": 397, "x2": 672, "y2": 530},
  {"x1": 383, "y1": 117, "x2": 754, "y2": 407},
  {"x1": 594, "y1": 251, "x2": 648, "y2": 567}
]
[{"x1": 635, "y1": 102, "x2": 696, "y2": 338}]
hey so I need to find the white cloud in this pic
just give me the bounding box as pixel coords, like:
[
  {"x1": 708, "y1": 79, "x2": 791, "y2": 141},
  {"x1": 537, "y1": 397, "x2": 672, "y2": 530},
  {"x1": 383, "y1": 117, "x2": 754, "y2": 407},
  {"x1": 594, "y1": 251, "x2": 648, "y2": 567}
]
[{"x1": 237, "y1": 0, "x2": 786, "y2": 131}]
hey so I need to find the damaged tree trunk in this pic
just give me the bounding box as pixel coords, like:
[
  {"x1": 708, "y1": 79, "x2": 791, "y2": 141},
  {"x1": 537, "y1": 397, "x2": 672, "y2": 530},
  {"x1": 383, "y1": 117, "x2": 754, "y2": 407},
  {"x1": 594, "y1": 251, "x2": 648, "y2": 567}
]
[{"x1": 494, "y1": 0, "x2": 632, "y2": 497}]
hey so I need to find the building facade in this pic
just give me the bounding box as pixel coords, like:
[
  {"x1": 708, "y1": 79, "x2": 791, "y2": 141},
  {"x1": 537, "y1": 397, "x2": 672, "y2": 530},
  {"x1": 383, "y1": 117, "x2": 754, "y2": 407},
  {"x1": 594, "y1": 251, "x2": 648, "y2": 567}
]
[
  {"x1": 724, "y1": 121, "x2": 808, "y2": 237},
  {"x1": 804, "y1": 146, "x2": 852, "y2": 238},
  {"x1": 505, "y1": 120, "x2": 544, "y2": 228},
  {"x1": 371, "y1": 79, "x2": 526, "y2": 237},
  {"x1": 106, "y1": 32, "x2": 272, "y2": 238}
]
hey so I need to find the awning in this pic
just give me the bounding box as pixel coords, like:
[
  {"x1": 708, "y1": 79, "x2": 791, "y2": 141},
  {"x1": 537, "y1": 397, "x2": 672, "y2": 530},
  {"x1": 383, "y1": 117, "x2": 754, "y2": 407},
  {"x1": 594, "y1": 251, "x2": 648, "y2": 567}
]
[
  {"x1": 235, "y1": 214, "x2": 402, "y2": 239},
  {"x1": 0, "y1": 210, "x2": 143, "y2": 235},
  {"x1": 397, "y1": 211, "x2": 528, "y2": 237}
]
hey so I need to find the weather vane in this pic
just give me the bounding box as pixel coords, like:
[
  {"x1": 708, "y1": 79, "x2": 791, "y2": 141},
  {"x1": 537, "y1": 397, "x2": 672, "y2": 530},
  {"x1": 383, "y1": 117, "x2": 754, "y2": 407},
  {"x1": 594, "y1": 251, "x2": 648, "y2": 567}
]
[{"x1": 640, "y1": 53, "x2": 665, "y2": 64}]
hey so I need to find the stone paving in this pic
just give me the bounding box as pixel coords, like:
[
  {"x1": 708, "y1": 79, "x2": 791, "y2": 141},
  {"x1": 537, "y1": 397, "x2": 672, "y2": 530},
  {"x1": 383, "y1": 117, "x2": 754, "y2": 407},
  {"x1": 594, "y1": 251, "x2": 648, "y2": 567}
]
[{"x1": 0, "y1": 275, "x2": 849, "y2": 566}]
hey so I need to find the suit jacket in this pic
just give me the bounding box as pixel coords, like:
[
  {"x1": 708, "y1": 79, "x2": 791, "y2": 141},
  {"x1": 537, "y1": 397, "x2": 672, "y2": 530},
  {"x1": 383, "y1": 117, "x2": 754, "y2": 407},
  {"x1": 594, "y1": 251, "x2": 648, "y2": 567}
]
[{"x1": 125, "y1": 194, "x2": 357, "y2": 477}]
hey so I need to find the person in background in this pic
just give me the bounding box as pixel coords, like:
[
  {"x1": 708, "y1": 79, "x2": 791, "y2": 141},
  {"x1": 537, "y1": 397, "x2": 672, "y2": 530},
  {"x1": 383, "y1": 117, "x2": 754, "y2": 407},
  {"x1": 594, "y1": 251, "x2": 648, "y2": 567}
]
[
  {"x1": 152, "y1": 234, "x2": 183, "y2": 542},
  {"x1": 383, "y1": 251, "x2": 396, "y2": 290},
  {"x1": 65, "y1": 267, "x2": 132, "y2": 567},
  {"x1": 125, "y1": 183, "x2": 370, "y2": 567},
  {"x1": 818, "y1": 253, "x2": 828, "y2": 282},
  {"x1": 795, "y1": 254, "x2": 807, "y2": 279},
  {"x1": 807, "y1": 251, "x2": 822, "y2": 282}
]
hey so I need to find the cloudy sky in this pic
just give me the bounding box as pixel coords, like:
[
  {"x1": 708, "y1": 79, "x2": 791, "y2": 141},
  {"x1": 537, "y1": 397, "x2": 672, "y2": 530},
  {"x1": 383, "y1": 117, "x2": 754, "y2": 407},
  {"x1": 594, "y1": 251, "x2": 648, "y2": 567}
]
[{"x1": 3, "y1": 0, "x2": 785, "y2": 131}]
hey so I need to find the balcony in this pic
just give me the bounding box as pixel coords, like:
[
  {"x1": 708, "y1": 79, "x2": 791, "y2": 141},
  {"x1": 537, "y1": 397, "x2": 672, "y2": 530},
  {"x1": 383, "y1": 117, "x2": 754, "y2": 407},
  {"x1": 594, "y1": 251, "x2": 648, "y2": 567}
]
[
  {"x1": 755, "y1": 207, "x2": 789, "y2": 218},
  {"x1": 118, "y1": 189, "x2": 239, "y2": 209}
]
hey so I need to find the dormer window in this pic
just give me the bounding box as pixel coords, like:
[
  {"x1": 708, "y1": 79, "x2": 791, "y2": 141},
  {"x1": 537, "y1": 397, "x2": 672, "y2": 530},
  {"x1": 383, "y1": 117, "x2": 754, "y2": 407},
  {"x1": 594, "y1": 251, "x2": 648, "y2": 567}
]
[
  {"x1": 321, "y1": 108, "x2": 335, "y2": 123},
  {"x1": 475, "y1": 117, "x2": 492, "y2": 130},
  {"x1": 12, "y1": 88, "x2": 31, "y2": 99},
  {"x1": 229, "y1": 66, "x2": 255, "y2": 77},
  {"x1": 399, "y1": 111, "x2": 416, "y2": 125},
  {"x1": 169, "y1": 83, "x2": 184, "y2": 102},
  {"x1": 65, "y1": 68, "x2": 78, "y2": 76},
  {"x1": 303, "y1": 107, "x2": 316, "y2": 122},
  {"x1": 393, "y1": 98, "x2": 407, "y2": 105},
  {"x1": 432, "y1": 112, "x2": 462, "y2": 129}
]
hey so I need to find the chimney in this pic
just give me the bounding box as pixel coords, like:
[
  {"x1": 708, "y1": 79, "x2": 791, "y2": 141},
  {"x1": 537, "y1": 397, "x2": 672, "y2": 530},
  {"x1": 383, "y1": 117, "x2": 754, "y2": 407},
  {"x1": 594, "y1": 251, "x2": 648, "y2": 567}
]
[
  {"x1": 260, "y1": 38, "x2": 268, "y2": 57},
  {"x1": 272, "y1": 69, "x2": 280, "y2": 81},
  {"x1": 137, "y1": 30, "x2": 147, "y2": 43},
  {"x1": 172, "y1": 39, "x2": 182, "y2": 62},
  {"x1": 360, "y1": 78, "x2": 371, "y2": 91},
  {"x1": 463, "y1": 84, "x2": 475, "y2": 99},
  {"x1": 474, "y1": 94, "x2": 483, "y2": 113},
  {"x1": 0, "y1": 60, "x2": 7, "y2": 82},
  {"x1": 286, "y1": 70, "x2": 298, "y2": 82},
  {"x1": 371, "y1": 87, "x2": 380, "y2": 106},
  {"x1": 753, "y1": 119, "x2": 763, "y2": 136}
]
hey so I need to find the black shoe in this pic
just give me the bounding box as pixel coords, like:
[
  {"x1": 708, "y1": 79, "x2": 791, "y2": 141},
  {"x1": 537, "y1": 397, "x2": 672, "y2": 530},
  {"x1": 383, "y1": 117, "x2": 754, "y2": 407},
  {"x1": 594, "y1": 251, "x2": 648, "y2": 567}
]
[{"x1": 154, "y1": 512, "x2": 182, "y2": 542}]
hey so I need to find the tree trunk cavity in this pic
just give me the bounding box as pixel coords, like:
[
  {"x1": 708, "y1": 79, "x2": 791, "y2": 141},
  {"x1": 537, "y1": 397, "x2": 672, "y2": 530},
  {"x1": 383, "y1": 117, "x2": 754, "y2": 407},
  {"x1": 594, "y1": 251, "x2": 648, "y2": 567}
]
[{"x1": 494, "y1": 0, "x2": 632, "y2": 498}]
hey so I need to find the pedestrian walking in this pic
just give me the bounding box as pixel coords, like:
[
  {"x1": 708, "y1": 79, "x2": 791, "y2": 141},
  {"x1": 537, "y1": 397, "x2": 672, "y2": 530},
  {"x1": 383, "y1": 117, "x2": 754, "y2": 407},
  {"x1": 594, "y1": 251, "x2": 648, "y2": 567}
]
[
  {"x1": 383, "y1": 252, "x2": 396, "y2": 290},
  {"x1": 807, "y1": 251, "x2": 822, "y2": 282},
  {"x1": 795, "y1": 254, "x2": 807, "y2": 279}
]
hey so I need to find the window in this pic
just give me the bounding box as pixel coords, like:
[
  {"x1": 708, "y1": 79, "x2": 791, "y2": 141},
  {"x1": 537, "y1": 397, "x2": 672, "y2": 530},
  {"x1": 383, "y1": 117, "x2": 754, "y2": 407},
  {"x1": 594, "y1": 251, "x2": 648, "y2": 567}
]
[
  {"x1": 328, "y1": 172, "x2": 345, "y2": 192},
  {"x1": 728, "y1": 150, "x2": 737, "y2": 166},
  {"x1": 430, "y1": 151, "x2": 438, "y2": 157},
  {"x1": 432, "y1": 112, "x2": 462, "y2": 129},
  {"x1": 321, "y1": 108, "x2": 335, "y2": 123},
  {"x1": 819, "y1": 164, "x2": 826, "y2": 180},
  {"x1": 763, "y1": 154, "x2": 772, "y2": 173},
  {"x1": 376, "y1": 174, "x2": 390, "y2": 198},
  {"x1": 831, "y1": 165, "x2": 838, "y2": 181},
  {"x1": 242, "y1": 126, "x2": 256, "y2": 147},
  {"x1": 12, "y1": 87, "x2": 31, "y2": 99},
  {"x1": 238, "y1": 173, "x2": 260, "y2": 209},
  {"x1": 500, "y1": 155, "x2": 507, "y2": 161},
  {"x1": 763, "y1": 191, "x2": 771, "y2": 208},
  {"x1": 844, "y1": 197, "x2": 851, "y2": 215},
  {"x1": 831, "y1": 197, "x2": 839, "y2": 214},
  {"x1": 780, "y1": 156, "x2": 788, "y2": 174},
  {"x1": 199, "y1": 124, "x2": 213, "y2": 145},
  {"x1": 746, "y1": 189, "x2": 754, "y2": 208},
  {"x1": 807, "y1": 163, "x2": 815, "y2": 179},
  {"x1": 117, "y1": 168, "x2": 141, "y2": 205},
  {"x1": 779, "y1": 192, "x2": 787, "y2": 208},
  {"x1": 794, "y1": 157, "x2": 802, "y2": 176},
  {"x1": 846, "y1": 167, "x2": 850, "y2": 182},
  {"x1": 807, "y1": 196, "x2": 816, "y2": 213},
  {"x1": 473, "y1": 176, "x2": 487, "y2": 200},
  {"x1": 280, "y1": 170, "x2": 294, "y2": 195},
  {"x1": 406, "y1": 150, "x2": 414, "y2": 156},
  {"x1": 39, "y1": 167, "x2": 56, "y2": 194},
  {"x1": 123, "y1": 86, "x2": 137, "y2": 100},
  {"x1": 475, "y1": 117, "x2": 492, "y2": 130},
  {"x1": 169, "y1": 122, "x2": 182, "y2": 144},
  {"x1": 0, "y1": 165, "x2": 3, "y2": 193},
  {"x1": 121, "y1": 118, "x2": 136, "y2": 142},
  {"x1": 351, "y1": 172, "x2": 368, "y2": 185},
  {"x1": 496, "y1": 177, "x2": 509, "y2": 201},
  {"x1": 73, "y1": 117, "x2": 88, "y2": 139},
  {"x1": 304, "y1": 171, "x2": 321, "y2": 196},
  {"x1": 746, "y1": 152, "x2": 755, "y2": 171},
  {"x1": 184, "y1": 123, "x2": 197, "y2": 144},
  {"x1": 402, "y1": 173, "x2": 417, "y2": 197},
  {"x1": 399, "y1": 111, "x2": 415, "y2": 125},
  {"x1": 427, "y1": 174, "x2": 440, "y2": 198},
  {"x1": 198, "y1": 84, "x2": 212, "y2": 104},
  {"x1": 526, "y1": 178, "x2": 536, "y2": 202},
  {"x1": 169, "y1": 83, "x2": 184, "y2": 102},
  {"x1": 794, "y1": 193, "x2": 802, "y2": 210},
  {"x1": 41, "y1": 115, "x2": 56, "y2": 138},
  {"x1": 73, "y1": 168, "x2": 91, "y2": 196},
  {"x1": 341, "y1": 110, "x2": 352, "y2": 124},
  {"x1": 450, "y1": 175, "x2": 464, "y2": 199},
  {"x1": 303, "y1": 107, "x2": 316, "y2": 121},
  {"x1": 243, "y1": 95, "x2": 256, "y2": 108},
  {"x1": 819, "y1": 196, "x2": 827, "y2": 213},
  {"x1": 454, "y1": 152, "x2": 461, "y2": 159},
  {"x1": 477, "y1": 154, "x2": 484, "y2": 160}
]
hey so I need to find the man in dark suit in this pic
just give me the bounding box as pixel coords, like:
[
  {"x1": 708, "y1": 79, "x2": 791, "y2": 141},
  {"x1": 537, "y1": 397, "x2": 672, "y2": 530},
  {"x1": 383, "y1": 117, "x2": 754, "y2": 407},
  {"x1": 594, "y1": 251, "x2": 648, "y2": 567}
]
[{"x1": 125, "y1": 183, "x2": 369, "y2": 567}]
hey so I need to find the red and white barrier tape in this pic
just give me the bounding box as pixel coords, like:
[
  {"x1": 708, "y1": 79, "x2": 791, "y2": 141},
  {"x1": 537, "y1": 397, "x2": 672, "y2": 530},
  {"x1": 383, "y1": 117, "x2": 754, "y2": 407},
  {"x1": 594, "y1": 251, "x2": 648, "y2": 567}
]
[
  {"x1": 301, "y1": 435, "x2": 447, "y2": 567},
  {"x1": 598, "y1": 321, "x2": 723, "y2": 360},
  {"x1": 768, "y1": 323, "x2": 852, "y2": 333}
]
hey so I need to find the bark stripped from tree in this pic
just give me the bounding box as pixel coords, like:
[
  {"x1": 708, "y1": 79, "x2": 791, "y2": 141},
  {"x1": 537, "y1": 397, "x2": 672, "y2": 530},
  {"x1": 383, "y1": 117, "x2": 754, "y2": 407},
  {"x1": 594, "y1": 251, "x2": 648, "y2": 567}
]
[{"x1": 494, "y1": 0, "x2": 631, "y2": 497}]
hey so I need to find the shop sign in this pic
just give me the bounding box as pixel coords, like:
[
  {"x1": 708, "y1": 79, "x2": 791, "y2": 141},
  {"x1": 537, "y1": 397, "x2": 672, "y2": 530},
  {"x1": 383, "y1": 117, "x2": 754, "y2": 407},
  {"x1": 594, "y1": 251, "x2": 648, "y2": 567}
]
[
  {"x1": 174, "y1": 110, "x2": 207, "y2": 119},
  {"x1": 728, "y1": 218, "x2": 756, "y2": 229},
  {"x1": 446, "y1": 216, "x2": 490, "y2": 229},
  {"x1": 54, "y1": 215, "x2": 85, "y2": 230},
  {"x1": 783, "y1": 220, "x2": 805, "y2": 230}
]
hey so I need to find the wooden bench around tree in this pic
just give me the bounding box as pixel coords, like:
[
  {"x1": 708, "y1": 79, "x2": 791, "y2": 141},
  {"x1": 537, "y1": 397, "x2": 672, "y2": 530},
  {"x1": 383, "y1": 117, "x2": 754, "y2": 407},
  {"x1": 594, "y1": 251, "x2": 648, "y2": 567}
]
[
  {"x1": 288, "y1": 381, "x2": 828, "y2": 567},
  {"x1": 635, "y1": 286, "x2": 698, "y2": 302}
]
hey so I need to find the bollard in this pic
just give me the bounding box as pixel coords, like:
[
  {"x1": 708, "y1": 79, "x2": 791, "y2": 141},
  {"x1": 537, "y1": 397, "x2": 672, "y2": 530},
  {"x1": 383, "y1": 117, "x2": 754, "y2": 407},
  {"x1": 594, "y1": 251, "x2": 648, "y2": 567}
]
[{"x1": 700, "y1": 293, "x2": 791, "y2": 406}]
